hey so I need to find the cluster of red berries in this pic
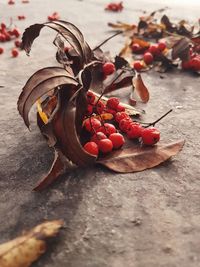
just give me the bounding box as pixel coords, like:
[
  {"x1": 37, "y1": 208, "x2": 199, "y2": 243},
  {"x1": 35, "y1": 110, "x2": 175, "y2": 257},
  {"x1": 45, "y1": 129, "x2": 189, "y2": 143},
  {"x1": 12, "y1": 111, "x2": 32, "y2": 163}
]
[
  {"x1": 83, "y1": 117, "x2": 125, "y2": 156},
  {"x1": 105, "y1": 1, "x2": 123, "y2": 12},
  {"x1": 132, "y1": 41, "x2": 167, "y2": 71},
  {"x1": 0, "y1": 22, "x2": 21, "y2": 57},
  {"x1": 48, "y1": 12, "x2": 60, "y2": 21},
  {"x1": 86, "y1": 92, "x2": 125, "y2": 117},
  {"x1": 83, "y1": 93, "x2": 160, "y2": 156},
  {"x1": 181, "y1": 48, "x2": 200, "y2": 71},
  {"x1": 115, "y1": 111, "x2": 160, "y2": 145}
]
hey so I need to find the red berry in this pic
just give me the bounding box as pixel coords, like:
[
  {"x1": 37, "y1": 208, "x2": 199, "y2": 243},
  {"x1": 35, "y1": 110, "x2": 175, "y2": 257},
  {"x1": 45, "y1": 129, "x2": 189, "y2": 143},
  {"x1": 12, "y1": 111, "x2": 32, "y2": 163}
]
[
  {"x1": 84, "y1": 118, "x2": 101, "y2": 133},
  {"x1": 181, "y1": 60, "x2": 192, "y2": 70},
  {"x1": 109, "y1": 133, "x2": 125, "y2": 149},
  {"x1": 86, "y1": 104, "x2": 93, "y2": 116},
  {"x1": 48, "y1": 16, "x2": 54, "y2": 21},
  {"x1": 104, "y1": 108, "x2": 117, "y2": 115},
  {"x1": 107, "y1": 97, "x2": 120, "y2": 109},
  {"x1": 190, "y1": 57, "x2": 200, "y2": 71},
  {"x1": 0, "y1": 34, "x2": 6, "y2": 42},
  {"x1": 12, "y1": 28, "x2": 20, "y2": 38},
  {"x1": 115, "y1": 112, "x2": 129, "y2": 123},
  {"x1": 143, "y1": 52, "x2": 153, "y2": 65},
  {"x1": 96, "y1": 100, "x2": 106, "y2": 114},
  {"x1": 4, "y1": 33, "x2": 11, "y2": 41},
  {"x1": 0, "y1": 47, "x2": 4, "y2": 54},
  {"x1": 148, "y1": 44, "x2": 160, "y2": 55},
  {"x1": 119, "y1": 118, "x2": 132, "y2": 133},
  {"x1": 14, "y1": 40, "x2": 22, "y2": 48},
  {"x1": 116, "y1": 103, "x2": 125, "y2": 112},
  {"x1": 91, "y1": 132, "x2": 107, "y2": 145},
  {"x1": 1, "y1": 23, "x2": 6, "y2": 30},
  {"x1": 11, "y1": 48, "x2": 19, "y2": 57},
  {"x1": 133, "y1": 61, "x2": 143, "y2": 71},
  {"x1": 98, "y1": 138, "x2": 113, "y2": 153},
  {"x1": 86, "y1": 91, "x2": 95, "y2": 104},
  {"x1": 8, "y1": 0, "x2": 15, "y2": 4},
  {"x1": 103, "y1": 62, "x2": 116, "y2": 76},
  {"x1": 158, "y1": 41, "x2": 166, "y2": 52},
  {"x1": 127, "y1": 124, "x2": 142, "y2": 139},
  {"x1": 83, "y1": 142, "x2": 99, "y2": 156},
  {"x1": 97, "y1": 123, "x2": 116, "y2": 136},
  {"x1": 131, "y1": 43, "x2": 142, "y2": 53},
  {"x1": 141, "y1": 127, "x2": 160, "y2": 145}
]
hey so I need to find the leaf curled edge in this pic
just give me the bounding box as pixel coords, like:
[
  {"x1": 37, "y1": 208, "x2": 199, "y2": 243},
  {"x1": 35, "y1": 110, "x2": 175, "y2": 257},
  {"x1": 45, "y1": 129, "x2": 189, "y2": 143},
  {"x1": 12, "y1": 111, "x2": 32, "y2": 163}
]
[
  {"x1": 21, "y1": 20, "x2": 93, "y2": 63},
  {"x1": 17, "y1": 67, "x2": 78, "y2": 128},
  {"x1": 98, "y1": 140, "x2": 184, "y2": 173}
]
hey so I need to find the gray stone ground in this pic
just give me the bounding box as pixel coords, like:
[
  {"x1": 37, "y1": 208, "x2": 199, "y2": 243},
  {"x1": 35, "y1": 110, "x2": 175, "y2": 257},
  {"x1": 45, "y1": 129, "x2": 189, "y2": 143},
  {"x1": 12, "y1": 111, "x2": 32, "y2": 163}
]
[{"x1": 0, "y1": 0, "x2": 200, "y2": 266}]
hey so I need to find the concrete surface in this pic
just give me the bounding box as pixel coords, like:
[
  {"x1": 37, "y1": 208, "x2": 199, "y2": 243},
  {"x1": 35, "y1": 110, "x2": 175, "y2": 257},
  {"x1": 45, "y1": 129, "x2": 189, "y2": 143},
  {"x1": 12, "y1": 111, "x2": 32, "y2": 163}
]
[{"x1": 0, "y1": 0, "x2": 200, "y2": 266}]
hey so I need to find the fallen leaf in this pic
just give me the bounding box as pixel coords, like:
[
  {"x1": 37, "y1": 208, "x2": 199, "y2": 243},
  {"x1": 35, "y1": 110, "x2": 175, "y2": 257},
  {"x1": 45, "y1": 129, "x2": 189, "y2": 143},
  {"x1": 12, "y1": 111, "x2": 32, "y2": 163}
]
[
  {"x1": 132, "y1": 73, "x2": 149, "y2": 103},
  {"x1": 172, "y1": 37, "x2": 190, "y2": 61},
  {"x1": 0, "y1": 220, "x2": 63, "y2": 267},
  {"x1": 98, "y1": 140, "x2": 184, "y2": 173}
]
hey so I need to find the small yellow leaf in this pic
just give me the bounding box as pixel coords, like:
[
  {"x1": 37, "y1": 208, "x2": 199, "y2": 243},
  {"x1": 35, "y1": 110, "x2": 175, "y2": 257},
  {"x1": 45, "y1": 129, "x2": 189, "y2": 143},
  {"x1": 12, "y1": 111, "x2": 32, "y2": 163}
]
[
  {"x1": 37, "y1": 100, "x2": 48, "y2": 124},
  {"x1": 0, "y1": 220, "x2": 63, "y2": 267}
]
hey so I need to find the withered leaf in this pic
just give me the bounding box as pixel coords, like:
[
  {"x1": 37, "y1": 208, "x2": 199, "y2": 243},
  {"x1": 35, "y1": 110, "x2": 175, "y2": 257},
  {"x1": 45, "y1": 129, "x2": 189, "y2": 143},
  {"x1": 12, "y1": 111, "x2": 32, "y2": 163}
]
[
  {"x1": 161, "y1": 15, "x2": 174, "y2": 31},
  {"x1": 172, "y1": 37, "x2": 190, "y2": 61},
  {"x1": 103, "y1": 69, "x2": 135, "y2": 94},
  {"x1": 98, "y1": 140, "x2": 184, "y2": 173},
  {"x1": 17, "y1": 67, "x2": 79, "y2": 128},
  {"x1": 138, "y1": 20, "x2": 148, "y2": 33},
  {"x1": 52, "y1": 92, "x2": 97, "y2": 166},
  {"x1": 0, "y1": 220, "x2": 63, "y2": 267},
  {"x1": 53, "y1": 35, "x2": 72, "y2": 65},
  {"x1": 33, "y1": 148, "x2": 70, "y2": 191},
  {"x1": 114, "y1": 55, "x2": 129, "y2": 70},
  {"x1": 22, "y1": 20, "x2": 93, "y2": 64},
  {"x1": 132, "y1": 73, "x2": 149, "y2": 103}
]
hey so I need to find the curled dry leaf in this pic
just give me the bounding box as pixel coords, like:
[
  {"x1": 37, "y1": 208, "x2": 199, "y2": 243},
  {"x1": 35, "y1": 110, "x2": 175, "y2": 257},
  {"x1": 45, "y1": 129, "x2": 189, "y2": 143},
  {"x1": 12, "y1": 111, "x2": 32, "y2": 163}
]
[
  {"x1": 98, "y1": 140, "x2": 184, "y2": 173},
  {"x1": 132, "y1": 73, "x2": 149, "y2": 103},
  {"x1": 17, "y1": 67, "x2": 78, "y2": 128},
  {"x1": 0, "y1": 220, "x2": 63, "y2": 267},
  {"x1": 21, "y1": 20, "x2": 93, "y2": 65}
]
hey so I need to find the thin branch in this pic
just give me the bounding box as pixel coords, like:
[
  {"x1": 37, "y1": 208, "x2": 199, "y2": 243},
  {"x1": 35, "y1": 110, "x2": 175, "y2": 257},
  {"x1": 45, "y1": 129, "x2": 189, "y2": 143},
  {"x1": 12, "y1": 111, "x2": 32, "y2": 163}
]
[{"x1": 93, "y1": 31, "x2": 123, "y2": 51}]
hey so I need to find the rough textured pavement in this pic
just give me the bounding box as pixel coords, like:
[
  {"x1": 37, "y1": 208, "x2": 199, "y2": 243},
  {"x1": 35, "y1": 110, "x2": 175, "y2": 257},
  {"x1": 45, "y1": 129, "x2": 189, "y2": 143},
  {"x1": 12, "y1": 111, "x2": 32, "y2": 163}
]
[{"x1": 0, "y1": 0, "x2": 200, "y2": 266}]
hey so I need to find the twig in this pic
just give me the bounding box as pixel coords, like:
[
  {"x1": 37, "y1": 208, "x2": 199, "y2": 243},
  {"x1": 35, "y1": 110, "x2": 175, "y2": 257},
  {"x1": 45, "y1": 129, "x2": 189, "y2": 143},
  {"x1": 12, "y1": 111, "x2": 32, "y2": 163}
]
[
  {"x1": 93, "y1": 31, "x2": 123, "y2": 51},
  {"x1": 143, "y1": 109, "x2": 173, "y2": 128}
]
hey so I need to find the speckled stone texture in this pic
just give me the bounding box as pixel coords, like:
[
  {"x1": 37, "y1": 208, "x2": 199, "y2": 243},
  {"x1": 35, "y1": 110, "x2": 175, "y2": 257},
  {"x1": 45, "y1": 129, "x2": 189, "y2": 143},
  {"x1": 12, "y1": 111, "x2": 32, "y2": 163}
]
[{"x1": 0, "y1": 0, "x2": 200, "y2": 266}]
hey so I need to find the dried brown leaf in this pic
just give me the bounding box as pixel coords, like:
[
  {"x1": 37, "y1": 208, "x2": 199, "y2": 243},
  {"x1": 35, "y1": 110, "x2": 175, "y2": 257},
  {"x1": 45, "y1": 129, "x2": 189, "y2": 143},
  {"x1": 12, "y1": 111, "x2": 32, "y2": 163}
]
[
  {"x1": 17, "y1": 67, "x2": 78, "y2": 128},
  {"x1": 172, "y1": 37, "x2": 190, "y2": 61},
  {"x1": 22, "y1": 20, "x2": 93, "y2": 64},
  {"x1": 0, "y1": 220, "x2": 63, "y2": 267},
  {"x1": 98, "y1": 140, "x2": 184, "y2": 173},
  {"x1": 132, "y1": 73, "x2": 149, "y2": 103},
  {"x1": 33, "y1": 148, "x2": 70, "y2": 191},
  {"x1": 52, "y1": 91, "x2": 97, "y2": 166}
]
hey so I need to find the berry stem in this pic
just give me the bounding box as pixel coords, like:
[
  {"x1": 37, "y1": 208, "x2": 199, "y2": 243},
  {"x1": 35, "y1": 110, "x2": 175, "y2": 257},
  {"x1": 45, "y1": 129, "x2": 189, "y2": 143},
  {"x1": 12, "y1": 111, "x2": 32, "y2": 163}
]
[
  {"x1": 142, "y1": 109, "x2": 173, "y2": 128},
  {"x1": 93, "y1": 31, "x2": 123, "y2": 51},
  {"x1": 95, "y1": 70, "x2": 125, "y2": 107}
]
